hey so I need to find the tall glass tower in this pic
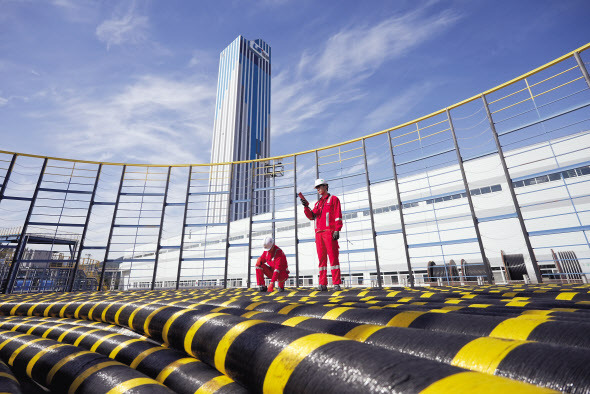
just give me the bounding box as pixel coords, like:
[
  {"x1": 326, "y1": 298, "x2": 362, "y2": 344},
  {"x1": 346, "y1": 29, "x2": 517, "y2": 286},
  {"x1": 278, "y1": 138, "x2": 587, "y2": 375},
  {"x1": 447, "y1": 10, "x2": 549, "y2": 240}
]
[{"x1": 209, "y1": 36, "x2": 271, "y2": 222}]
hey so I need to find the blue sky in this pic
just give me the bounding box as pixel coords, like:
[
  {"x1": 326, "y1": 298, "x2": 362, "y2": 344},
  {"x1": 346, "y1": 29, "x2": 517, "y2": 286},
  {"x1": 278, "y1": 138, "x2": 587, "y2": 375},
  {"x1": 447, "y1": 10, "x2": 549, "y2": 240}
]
[{"x1": 1, "y1": 0, "x2": 589, "y2": 165}]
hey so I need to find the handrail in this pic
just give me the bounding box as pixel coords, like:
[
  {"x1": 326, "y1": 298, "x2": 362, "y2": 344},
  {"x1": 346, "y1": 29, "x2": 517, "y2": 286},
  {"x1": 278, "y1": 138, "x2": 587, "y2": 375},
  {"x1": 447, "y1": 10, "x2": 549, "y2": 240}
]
[{"x1": 1, "y1": 42, "x2": 589, "y2": 167}]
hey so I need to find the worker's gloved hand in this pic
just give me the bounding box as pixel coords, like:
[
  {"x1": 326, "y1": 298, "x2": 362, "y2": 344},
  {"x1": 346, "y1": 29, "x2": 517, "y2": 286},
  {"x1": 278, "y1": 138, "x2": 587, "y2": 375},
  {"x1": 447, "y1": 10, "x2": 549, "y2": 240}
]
[
  {"x1": 267, "y1": 284, "x2": 274, "y2": 292},
  {"x1": 332, "y1": 231, "x2": 340, "y2": 240},
  {"x1": 300, "y1": 199, "x2": 309, "y2": 207},
  {"x1": 256, "y1": 256, "x2": 263, "y2": 267}
]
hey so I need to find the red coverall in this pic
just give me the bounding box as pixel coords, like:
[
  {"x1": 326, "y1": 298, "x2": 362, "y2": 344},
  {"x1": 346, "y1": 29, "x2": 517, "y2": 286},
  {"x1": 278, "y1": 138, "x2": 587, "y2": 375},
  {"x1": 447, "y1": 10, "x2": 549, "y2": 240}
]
[
  {"x1": 304, "y1": 194, "x2": 343, "y2": 285},
  {"x1": 256, "y1": 245, "x2": 289, "y2": 289}
]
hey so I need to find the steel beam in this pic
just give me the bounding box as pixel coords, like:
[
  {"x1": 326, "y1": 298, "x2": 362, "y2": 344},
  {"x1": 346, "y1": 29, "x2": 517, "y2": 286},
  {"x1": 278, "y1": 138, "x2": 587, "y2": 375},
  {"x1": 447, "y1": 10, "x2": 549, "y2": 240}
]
[
  {"x1": 175, "y1": 166, "x2": 192, "y2": 290},
  {"x1": 152, "y1": 166, "x2": 171, "y2": 290},
  {"x1": 482, "y1": 95, "x2": 542, "y2": 283},
  {"x1": 99, "y1": 165, "x2": 126, "y2": 291},
  {"x1": 387, "y1": 131, "x2": 414, "y2": 287},
  {"x1": 4, "y1": 158, "x2": 47, "y2": 294},
  {"x1": 67, "y1": 164, "x2": 102, "y2": 292},
  {"x1": 447, "y1": 110, "x2": 493, "y2": 284},
  {"x1": 361, "y1": 139, "x2": 382, "y2": 288}
]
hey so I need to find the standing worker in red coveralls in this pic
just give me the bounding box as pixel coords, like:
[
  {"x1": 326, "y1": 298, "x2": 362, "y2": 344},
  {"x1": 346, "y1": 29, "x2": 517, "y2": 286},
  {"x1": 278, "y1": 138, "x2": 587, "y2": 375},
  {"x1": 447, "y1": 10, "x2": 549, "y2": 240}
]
[
  {"x1": 256, "y1": 236, "x2": 290, "y2": 292},
  {"x1": 300, "y1": 179, "x2": 343, "y2": 291}
]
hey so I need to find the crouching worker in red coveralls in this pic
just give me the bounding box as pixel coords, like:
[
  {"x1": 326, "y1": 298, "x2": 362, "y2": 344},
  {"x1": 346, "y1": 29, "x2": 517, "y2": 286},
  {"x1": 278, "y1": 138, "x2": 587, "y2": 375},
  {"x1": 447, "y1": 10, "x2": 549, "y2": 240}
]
[
  {"x1": 301, "y1": 179, "x2": 343, "y2": 291},
  {"x1": 256, "y1": 236, "x2": 290, "y2": 292}
]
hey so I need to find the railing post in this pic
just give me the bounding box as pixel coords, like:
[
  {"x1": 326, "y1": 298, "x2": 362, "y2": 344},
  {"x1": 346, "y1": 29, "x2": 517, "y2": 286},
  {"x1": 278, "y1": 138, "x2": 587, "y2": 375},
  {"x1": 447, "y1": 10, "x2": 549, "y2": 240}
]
[
  {"x1": 574, "y1": 52, "x2": 590, "y2": 88},
  {"x1": 175, "y1": 166, "x2": 192, "y2": 290},
  {"x1": 152, "y1": 166, "x2": 171, "y2": 290},
  {"x1": 447, "y1": 109, "x2": 493, "y2": 284},
  {"x1": 293, "y1": 155, "x2": 300, "y2": 288},
  {"x1": 4, "y1": 158, "x2": 47, "y2": 294},
  {"x1": 223, "y1": 163, "x2": 234, "y2": 289},
  {"x1": 482, "y1": 95, "x2": 542, "y2": 283},
  {"x1": 246, "y1": 162, "x2": 255, "y2": 288},
  {"x1": 99, "y1": 165, "x2": 126, "y2": 291},
  {"x1": 361, "y1": 139, "x2": 382, "y2": 288},
  {"x1": 67, "y1": 163, "x2": 102, "y2": 292},
  {"x1": 0, "y1": 154, "x2": 17, "y2": 203},
  {"x1": 387, "y1": 131, "x2": 414, "y2": 287}
]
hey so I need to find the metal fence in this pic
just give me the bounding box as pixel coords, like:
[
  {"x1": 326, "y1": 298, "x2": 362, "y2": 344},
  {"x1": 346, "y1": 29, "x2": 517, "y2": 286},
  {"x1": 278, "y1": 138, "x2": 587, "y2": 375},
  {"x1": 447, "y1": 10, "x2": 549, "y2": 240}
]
[{"x1": 1, "y1": 43, "x2": 590, "y2": 293}]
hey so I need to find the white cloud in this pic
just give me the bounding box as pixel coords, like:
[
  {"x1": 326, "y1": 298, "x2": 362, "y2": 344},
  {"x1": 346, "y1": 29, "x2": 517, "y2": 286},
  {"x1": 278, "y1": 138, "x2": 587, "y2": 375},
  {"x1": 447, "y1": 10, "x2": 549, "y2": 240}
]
[
  {"x1": 314, "y1": 9, "x2": 459, "y2": 83},
  {"x1": 364, "y1": 82, "x2": 435, "y2": 132},
  {"x1": 0, "y1": 97, "x2": 7, "y2": 107},
  {"x1": 96, "y1": 2, "x2": 149, "y2": 49},
  {"x1": 52, "y1": 75, "x2": 217, "y2": 164},
  {"x1": 271, "y1": 7, "x2": 460, "y2": 138}
]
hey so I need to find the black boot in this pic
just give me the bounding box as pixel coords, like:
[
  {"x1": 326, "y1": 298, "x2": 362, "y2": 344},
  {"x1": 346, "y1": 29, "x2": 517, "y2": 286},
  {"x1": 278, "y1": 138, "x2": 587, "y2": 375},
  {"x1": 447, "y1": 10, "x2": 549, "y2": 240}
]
[
  {"x1": 333, "y1": 284, "x2": 341, "y2": 291},
  {"x1": 317, "y1": 285, "x2": 327, "y2": 291},
  {"x1": 259, "y1": 286, "x2": 267, "y2": 292},
  {"x1": 278, "y1": 287, "x2": 285, "y2": 293}
]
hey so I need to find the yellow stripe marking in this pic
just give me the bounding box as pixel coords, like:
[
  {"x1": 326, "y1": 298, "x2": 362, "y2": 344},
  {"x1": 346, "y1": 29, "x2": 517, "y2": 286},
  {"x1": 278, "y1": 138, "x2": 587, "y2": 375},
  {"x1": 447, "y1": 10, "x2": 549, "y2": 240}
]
[
  {"x1": 419, "y1": 371, "x2": 553, "y2": 393},
  {"x1": 386, "y1": 311, "x2": 427, "y2": 327},
  {"x1": 129, "y1": 347, "x2": 165, "y2": 369},
  {"x1": 502, "y1": 292, "x2": 518, "y2": 298},
  {"x1": 344, "y1": 324, "x2": 384, "y2": 342},
  {"x1": 0, "y1": 334, "x2": 27, "y2": 350},
  {"x1": 101, "y1": 301, "x2": 120, "y2": 322},
  {"x1": 357, "y1": 290, "x2": 370, "y2": 297},
  {"x1": 74, "y1": 301, "x2": 91, "y2": 319},
  {"x1": 46, "y1": 351, "x2": 94, "y2": 385},
  {"x1": 43, "y1": 303, "x2": 58, "y2": 317},
  {"x1": 113, "y1": 302, "x2": 132, "y2": 325},
  {"x1": 387, "y1": 291, "x2": 400, "y2": 297},
  {"x1": 106, "y1": 377, "x2": 163, "y2": 394},
  {"x1": 143, "y1": 305, "x2": 170, "y2": 336},
  {"x1": 42, "y1": 323, "x2": 68, "y2": 338},
  {"x1": 263, "y1": 333, "x2": 349, "y2": 393},
  {"x1": 57, "y1": 326, "x2": 83, "y2": 342},
  {"x1": 10, "y1": 302, "x2": 25, "y2": 316},
  {"x1": 195, "y1": 375, "x2": 234, "y2": 394},
  {"x1": 215, "y1": 320, "x2": 264, "y2": 374},
  {"x1": 245, "y1": 302, "x2": 265, "y2": 310},
  {"x1": 451, "y1": 337, "x2": 528, "y2": 374},
  {"x1": 489, "y1": 316, "x2": 551, "y2": 340},
  {"x1": 162, "y1": 309, "x2": 192, "y2": 345},
  {"x1": 556, "y1": 292, "x2": 577, "y2": 300},
  {"x1": 309, "y1": 291, "x2": 319, "y2": 297},
  {"x1": 155, "y1": 358, "x2": 197, "y2": 383},
  {"x1": 420, "y1": 292, "x2": 435, "y2": 298},
  {"x1": 129, "y1": 304, "x2": 152, "y2": 331},
  {"x1": 278, "y1": 304, "x2": 301, "y2": 315},
  {"x1": 59, "y1": 303, "x2": 71, "y2": 318},
  {"x1": 109, "y1": 338, "x2": 144, "y2": 359},
  {"x1": 26, "y1": 344, "x2": 66, "y2": 377},
  {"x1": 322, "y1": 307, "x2": 353, "y2": 320},
  {"x1": 210, "y1": 306, "x2": 227, "y2": 313},
  {"x1": 27, "y1": 304, "x2": 40, "y2": 316},
  {"x1": 68, "y1": 361, "x2": 120, "y2": 394},
  {"x1": 90, "y1": 333, "x2": 120, "y2": 352},
  {"x1": 467, "y1": 304, "x2": 491, "y2": 308},
  {"x1": 88, "y1": 301, "x2": 106, "y2": 321},
  {"x1": 73, "y1": 329, "x2": 101, "y2": 347},
  {"x1": 8, "y1": 338, "x2": 45, "y2": 365},
  {"x1": 282, "y1": 316, "x2": 311, "y2": 327},
  {"x1": 505, "y1": 301, "x2": 529, "y2": 307},
  {"x1": 184, "y1": 313, "x2": 226, "y2": 356},
  {"x1": 241, "y1": 311, "x2": 263, "y2": 318},
  {"x1": 0, "y1": 371, "x2": 17, "y2": 382}
]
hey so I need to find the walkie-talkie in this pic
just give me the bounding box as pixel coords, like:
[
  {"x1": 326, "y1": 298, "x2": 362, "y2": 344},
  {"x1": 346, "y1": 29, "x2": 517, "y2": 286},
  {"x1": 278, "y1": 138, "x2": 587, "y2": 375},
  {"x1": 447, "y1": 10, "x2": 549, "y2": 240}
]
[{"x1": 298, "y1": 192, "x2": 309, "y2": 206}]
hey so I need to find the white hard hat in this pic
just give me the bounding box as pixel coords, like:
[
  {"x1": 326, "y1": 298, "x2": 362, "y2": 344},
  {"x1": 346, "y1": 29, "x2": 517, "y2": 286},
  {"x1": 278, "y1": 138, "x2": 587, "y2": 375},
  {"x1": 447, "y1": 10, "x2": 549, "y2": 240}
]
[
  {"x1": 263, "y1": 236, "x2": 274, "y2": 250},
  {"x1": 314, "y1": 178, "x2": 328, "y2": 188}
]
